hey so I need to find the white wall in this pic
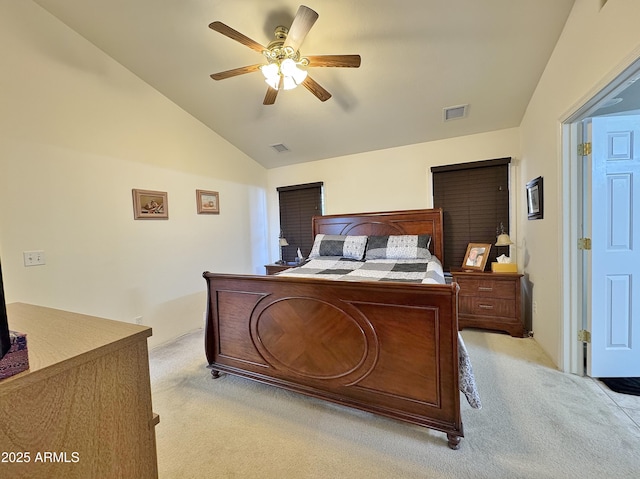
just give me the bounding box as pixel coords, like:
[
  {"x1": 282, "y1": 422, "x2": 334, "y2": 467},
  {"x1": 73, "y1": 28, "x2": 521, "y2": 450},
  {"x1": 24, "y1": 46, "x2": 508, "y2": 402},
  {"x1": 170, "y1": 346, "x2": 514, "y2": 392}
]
[
  {"x1": 0, "y1": 1, "x2": 268, "y2": 347},
  {"x1": 267, "y1": 128, "x2": 521, "y2": 261},
  {"x1": 520, "y1": 0, "x2": 640, "y2": 367}
]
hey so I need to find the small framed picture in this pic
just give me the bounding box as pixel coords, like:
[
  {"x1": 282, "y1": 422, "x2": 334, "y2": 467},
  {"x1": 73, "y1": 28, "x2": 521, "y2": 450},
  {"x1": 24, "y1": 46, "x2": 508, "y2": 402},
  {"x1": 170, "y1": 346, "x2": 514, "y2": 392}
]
[
  {"x1": 526, "y1": 176, "x2": 543, "y2": 220},
  {"x1": 132, "y1": 189, "x2": 168, "y2": 220},
  {"x1": 462, "y1": 243, "x2": 491, "y2": 271},
  {"x1": 196, "y1": 190, "x2": 220, "y2": 214}
]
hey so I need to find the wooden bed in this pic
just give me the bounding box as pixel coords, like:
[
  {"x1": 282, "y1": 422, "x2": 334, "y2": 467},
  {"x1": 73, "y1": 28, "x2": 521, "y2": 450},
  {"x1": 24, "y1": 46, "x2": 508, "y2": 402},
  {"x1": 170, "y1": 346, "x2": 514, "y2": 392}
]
[{"x1": 203, "y1": 208, "x2": 466, "y2": 449}]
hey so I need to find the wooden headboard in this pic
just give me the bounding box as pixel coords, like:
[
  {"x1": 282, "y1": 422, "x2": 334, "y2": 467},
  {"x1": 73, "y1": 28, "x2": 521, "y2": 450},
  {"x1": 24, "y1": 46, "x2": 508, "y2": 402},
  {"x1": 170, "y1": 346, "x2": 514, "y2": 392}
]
[{"x1": 312, "y1": 208, "x2": 444, "y2": 261}]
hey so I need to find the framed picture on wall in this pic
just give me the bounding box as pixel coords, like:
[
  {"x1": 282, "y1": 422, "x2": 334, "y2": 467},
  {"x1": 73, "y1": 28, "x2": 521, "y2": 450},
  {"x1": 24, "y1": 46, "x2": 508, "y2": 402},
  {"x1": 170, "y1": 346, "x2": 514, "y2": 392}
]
[
  {"x1": 132, "y1": 189, "x2": 168, "y2": 220},
  {"x1": 526, "y1": 176, "x2": 543, "y2": 220},
  {"x1": 196, "y1": 190, "x2": 220, "y2": 214},
  {"x1": 462, "y1": 243, "x2": 491, "y2": 271}
]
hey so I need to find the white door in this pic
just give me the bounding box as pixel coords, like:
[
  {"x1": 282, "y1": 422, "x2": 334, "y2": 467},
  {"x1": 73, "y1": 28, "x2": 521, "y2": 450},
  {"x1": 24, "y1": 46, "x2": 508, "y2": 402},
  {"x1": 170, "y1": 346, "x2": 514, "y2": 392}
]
[{"x1": 589, "y1": 115, "x2": 640, "y2": 377}]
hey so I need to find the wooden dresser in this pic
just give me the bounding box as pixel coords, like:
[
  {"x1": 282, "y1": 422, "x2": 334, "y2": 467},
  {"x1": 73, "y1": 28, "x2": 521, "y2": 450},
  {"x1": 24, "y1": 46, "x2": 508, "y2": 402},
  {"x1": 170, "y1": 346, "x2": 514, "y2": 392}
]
[
  {"x1": 0, "y1": 303, "x2": 158, "y2": 479},
  {"x1": 451, "y1": 271, "x2": 525, "y2": 337}
]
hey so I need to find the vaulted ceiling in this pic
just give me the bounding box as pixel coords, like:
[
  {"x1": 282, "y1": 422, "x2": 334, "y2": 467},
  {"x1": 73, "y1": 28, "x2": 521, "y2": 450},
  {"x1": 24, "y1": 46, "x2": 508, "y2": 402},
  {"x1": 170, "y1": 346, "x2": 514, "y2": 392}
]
[{"x1": 33, "y1": 0, "x2": 575, "y2": 168}]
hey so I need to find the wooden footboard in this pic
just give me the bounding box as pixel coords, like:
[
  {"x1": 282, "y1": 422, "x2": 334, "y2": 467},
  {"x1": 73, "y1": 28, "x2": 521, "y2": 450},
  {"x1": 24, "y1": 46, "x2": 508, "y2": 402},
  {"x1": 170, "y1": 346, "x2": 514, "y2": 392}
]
[{"x1": 203, "y1": 272, "x2": 463, "y2": 448}]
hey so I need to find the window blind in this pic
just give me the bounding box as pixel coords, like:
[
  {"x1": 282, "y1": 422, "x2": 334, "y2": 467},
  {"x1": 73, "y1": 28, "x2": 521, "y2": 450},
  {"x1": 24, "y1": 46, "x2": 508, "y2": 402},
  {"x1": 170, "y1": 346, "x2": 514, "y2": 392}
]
[
  {"x1": 277, "y1": 182, "x2": 323, "y2": 262},
  {"x1": 432, "y1": 158, "x2": 511, "y2": 271}
]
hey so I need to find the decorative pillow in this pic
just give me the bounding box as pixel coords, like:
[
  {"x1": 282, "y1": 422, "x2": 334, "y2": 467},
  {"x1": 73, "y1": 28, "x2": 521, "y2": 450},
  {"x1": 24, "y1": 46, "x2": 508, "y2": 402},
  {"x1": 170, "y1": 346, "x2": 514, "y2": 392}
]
[
  {"x1": 308, "y1": 234, "x2": 368, "y2": 260},
  {"x1": 365, "y1": 235, "x2": 432, "y2": 260}
]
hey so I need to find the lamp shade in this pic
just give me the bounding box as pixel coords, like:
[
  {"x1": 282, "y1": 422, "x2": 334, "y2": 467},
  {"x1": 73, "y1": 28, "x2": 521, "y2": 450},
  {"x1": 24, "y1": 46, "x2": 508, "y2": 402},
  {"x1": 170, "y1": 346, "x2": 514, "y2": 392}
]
[
  {"x1": 261, "y1": 63, "x2": 279, "y2": 80},
  {"x1": 279, "y1": 237, "x2": 289, "y2": 247},
  {"x1": 495, "y1": 234, "x2": 514, "y2": 246}
]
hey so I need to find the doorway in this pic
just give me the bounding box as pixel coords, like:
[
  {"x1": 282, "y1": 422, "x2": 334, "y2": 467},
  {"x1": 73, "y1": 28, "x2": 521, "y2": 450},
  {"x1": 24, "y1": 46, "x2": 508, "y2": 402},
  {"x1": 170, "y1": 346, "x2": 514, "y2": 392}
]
[{"x1": 562, "y1": 56, "x2": 640, "y2": 377}]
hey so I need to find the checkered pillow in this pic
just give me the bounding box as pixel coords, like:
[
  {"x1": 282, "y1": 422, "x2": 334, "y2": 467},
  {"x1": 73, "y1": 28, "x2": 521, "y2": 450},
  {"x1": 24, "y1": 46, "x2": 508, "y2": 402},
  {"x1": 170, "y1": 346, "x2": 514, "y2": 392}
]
[
  {"x1": 365, "y1": 235, "x2": 432, "y2": 260},
  {"x1": 308, "y1": 234, "x2": 368, "y2": 260}
]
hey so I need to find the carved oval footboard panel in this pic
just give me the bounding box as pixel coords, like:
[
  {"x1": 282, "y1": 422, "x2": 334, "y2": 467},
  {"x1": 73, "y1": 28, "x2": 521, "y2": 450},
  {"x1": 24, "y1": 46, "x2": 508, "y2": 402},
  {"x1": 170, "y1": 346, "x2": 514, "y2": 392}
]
[{"x1": 253, "y1": 298, "x2": 378, "y2": 380}]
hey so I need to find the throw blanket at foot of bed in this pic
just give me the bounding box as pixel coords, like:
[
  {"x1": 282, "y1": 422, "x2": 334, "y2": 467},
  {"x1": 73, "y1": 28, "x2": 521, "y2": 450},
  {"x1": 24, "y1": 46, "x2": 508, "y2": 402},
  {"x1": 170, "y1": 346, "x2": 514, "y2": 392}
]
[{"x1": 203, "y1": 271, "x2": 479, "y2": 449}]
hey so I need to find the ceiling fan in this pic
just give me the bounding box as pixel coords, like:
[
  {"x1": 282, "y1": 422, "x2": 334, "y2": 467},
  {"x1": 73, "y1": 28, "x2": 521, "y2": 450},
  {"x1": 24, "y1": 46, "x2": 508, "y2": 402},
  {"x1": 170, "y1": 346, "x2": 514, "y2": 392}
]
[{"x1": 209, "y1": 5, "x2": 361, "y2": 105}]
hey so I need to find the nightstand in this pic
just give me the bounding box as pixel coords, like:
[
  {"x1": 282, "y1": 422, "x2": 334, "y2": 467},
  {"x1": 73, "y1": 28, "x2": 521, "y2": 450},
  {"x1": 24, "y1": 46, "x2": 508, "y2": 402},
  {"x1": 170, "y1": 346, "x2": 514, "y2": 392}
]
[
  {"x1": 451, "y1": 270, "x2": 525, "y2": 337},
  {"x1": 265, "y1": 263, "x2": 295, "y2": 275}
]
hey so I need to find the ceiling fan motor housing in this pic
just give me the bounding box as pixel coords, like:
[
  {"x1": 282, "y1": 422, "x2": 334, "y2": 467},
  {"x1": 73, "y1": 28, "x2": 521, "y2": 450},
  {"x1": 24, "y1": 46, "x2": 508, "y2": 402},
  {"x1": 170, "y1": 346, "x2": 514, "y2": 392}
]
[{"x1": 264, "y1": 27, "x2": 305, "y2": 65}]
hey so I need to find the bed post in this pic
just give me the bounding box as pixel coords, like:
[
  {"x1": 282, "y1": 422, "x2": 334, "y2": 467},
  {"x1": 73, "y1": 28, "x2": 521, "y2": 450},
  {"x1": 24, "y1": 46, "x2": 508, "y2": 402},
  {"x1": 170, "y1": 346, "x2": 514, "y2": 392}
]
[{"x1": 447, "y1": 434, "x2": 461, "y2": 450}]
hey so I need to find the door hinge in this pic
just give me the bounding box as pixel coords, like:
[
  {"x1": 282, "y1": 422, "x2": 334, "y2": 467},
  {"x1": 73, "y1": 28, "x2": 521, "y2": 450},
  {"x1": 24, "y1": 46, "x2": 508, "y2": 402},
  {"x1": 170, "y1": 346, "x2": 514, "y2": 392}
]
[
  {"x1": 578, "y1": 142, "x2": 592, "y2": 156},
  {"x1": 578, "y1": 238, "x2": 592, "y2": 250},
  {"x1": 578, "y1": 329, "x2": 591, "y2": 343}
]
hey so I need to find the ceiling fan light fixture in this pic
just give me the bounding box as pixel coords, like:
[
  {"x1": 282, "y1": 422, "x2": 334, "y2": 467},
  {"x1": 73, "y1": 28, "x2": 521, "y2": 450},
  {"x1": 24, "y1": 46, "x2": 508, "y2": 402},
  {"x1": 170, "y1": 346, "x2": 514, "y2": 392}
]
[
  {"x1": 260, "y1": 63, "x2": 279, "y2": 80},
  {"x1": 280, "y1": 58, "x2": 298, "y2": 76},
  {"x1": 282, "y1": 75, "x2": 298, "y2": 90},
  {"x1": 261, "y1": 58, "x2": 307, "y2": 91},
  {"x1": 264, "y1": 77, "x2": 280, "y2": 90},
  {"x1": 280, "y1": 58, "x2": 306, "y2": 90},
  {"x1": 291, "y1": 64, "x2": 308, "y2": 84}
]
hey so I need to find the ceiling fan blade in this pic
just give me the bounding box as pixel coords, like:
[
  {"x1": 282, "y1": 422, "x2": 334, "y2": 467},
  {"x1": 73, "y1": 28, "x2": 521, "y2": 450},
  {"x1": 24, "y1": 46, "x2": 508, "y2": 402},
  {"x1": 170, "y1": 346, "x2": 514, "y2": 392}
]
[
  {"x1": 210, "y1": 64, "x2": 263, "y2": 81},
  {"x1": 305, "y1": 55, "x2": 361, "y2": 68},
  {"x1": 263, "y1": 76, "x2": 283, "y2": 105},
  {"x1": 302, "y1": 76, "x2": 331, "y2": 102},
  {"x1": 209, "y1": 21, "x2": 266, "y2": 53},
  {"x1": 283, "y1": 5, "x2": 318, "y2": 51},
  {"x1": 263, "y1": 87, "x2": 278, "y2": 105}
]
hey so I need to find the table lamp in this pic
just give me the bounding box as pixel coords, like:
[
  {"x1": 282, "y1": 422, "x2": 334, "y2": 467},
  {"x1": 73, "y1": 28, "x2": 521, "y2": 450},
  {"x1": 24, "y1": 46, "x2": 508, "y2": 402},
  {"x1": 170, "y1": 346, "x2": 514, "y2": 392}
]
[
  {"x1": 492, "y1": 224, "x2": 517, "y2": 272},
  {"x1": 278, "y1": 235, "x2": 289, "y2": 264}
]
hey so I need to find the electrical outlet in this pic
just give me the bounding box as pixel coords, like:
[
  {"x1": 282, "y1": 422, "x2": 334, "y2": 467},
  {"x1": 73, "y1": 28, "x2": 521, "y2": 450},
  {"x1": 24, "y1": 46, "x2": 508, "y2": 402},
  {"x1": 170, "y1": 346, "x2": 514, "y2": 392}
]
[
  {"x1": 23, "y1": 250, "x2": 46, "y2": 267},
  {"x1": 134, "y1": 316, "x2": 143, "y2": 325},
  {"x1": 533, "y1": 301, "x2": 538, "y2": 314}
]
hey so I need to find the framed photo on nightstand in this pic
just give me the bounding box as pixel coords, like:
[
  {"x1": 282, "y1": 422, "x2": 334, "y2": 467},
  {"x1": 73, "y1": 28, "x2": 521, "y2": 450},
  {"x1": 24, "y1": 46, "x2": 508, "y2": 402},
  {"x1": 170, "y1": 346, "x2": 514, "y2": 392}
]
[{"x1": 462, "y1": 243, "x2": 491, "y2": 271}]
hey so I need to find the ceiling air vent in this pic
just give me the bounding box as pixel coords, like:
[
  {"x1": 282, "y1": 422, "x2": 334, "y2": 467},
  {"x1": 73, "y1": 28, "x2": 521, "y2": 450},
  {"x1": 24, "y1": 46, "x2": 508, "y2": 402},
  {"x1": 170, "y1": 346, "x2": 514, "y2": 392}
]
[
  {"x1": 443, "y1": 104, "x2": 469, "y2": 121},
  {"x1": 270, "y1": 143, "x2": 290, "y2": 153}
]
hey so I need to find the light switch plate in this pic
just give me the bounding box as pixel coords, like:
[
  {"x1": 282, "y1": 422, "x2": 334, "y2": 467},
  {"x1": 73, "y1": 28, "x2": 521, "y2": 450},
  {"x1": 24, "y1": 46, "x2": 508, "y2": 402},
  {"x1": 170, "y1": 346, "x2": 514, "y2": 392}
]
[{"x1": 23, "y1": 250, "x2": 45, "y2": 266}]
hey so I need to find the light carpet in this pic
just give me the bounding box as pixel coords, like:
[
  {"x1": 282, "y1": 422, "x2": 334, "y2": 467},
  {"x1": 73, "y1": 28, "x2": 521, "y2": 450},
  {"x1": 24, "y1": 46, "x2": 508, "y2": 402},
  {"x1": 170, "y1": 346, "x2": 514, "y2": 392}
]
[{"x1": 149, "y1": 329, "x2": 640, "y2": 479}]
